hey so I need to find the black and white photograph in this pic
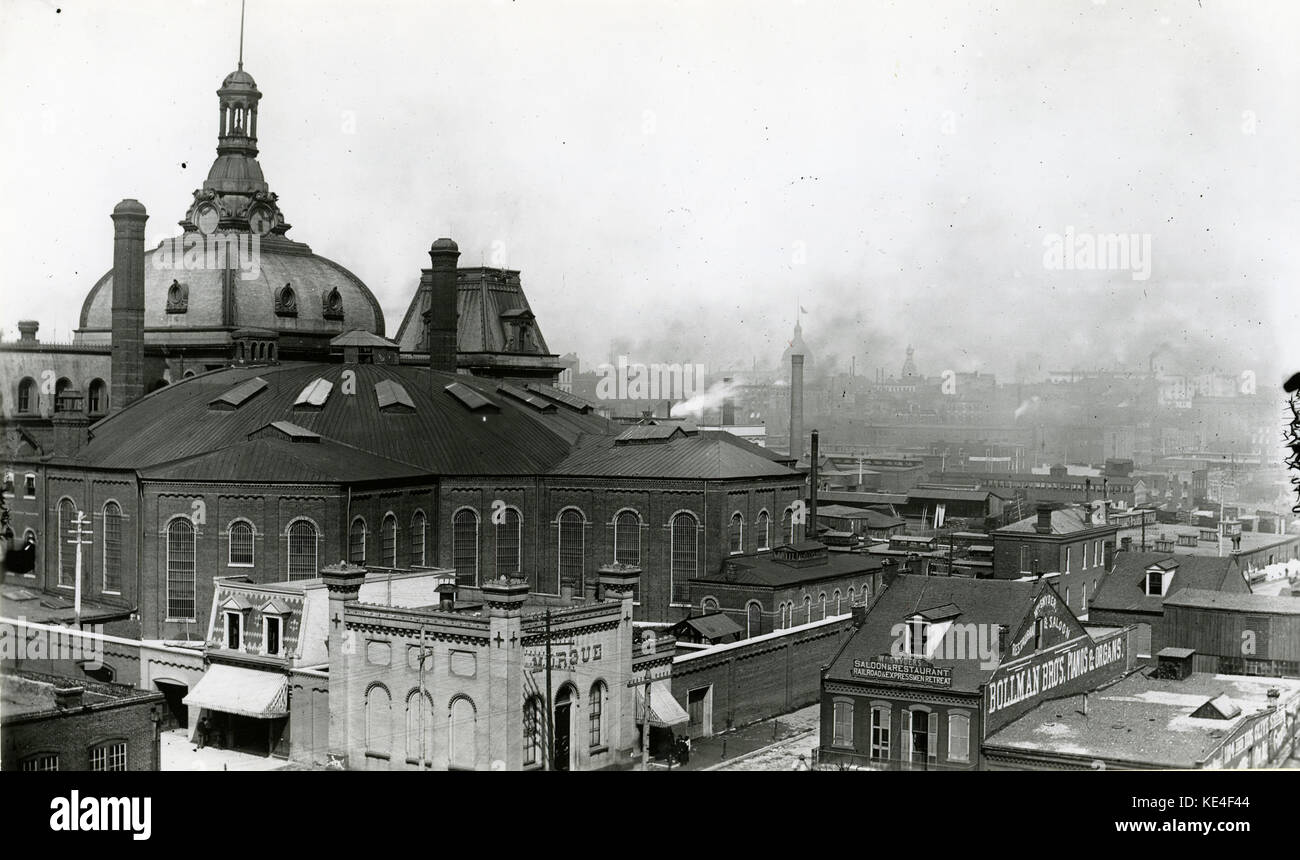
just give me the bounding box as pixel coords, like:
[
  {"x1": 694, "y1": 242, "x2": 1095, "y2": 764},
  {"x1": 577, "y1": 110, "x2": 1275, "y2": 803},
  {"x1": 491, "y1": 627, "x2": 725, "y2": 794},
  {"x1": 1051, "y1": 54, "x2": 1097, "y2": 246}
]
[{"x1": 0, "y1": 0, "x2": 1297, "y2": 837}]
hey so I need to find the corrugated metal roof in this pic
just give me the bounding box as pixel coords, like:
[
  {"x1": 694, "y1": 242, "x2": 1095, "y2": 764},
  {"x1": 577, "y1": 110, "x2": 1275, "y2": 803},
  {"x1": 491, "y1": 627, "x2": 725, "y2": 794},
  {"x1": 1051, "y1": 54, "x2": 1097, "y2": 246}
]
[
  {"x1": 209, "y1": 376, "x2": 267, "y2": 409},
  {"x1": 74, "y1": 362, "x2": 794, "y2": 483}
]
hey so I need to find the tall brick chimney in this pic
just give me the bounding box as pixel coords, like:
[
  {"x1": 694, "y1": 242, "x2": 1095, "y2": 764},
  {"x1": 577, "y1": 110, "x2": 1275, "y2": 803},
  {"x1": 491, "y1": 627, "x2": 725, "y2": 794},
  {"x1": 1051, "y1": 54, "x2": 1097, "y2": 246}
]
[
  {"x1": 424, "y1": 238, "x2": 460, "y2": 373},
  {"x1": 807, "y1": 429, "x2": 820, "y2": 541},
  {"x1": 110, "y1": 199, "x2": 148, "y2": 412},
  {"x1": 721, "y1": 377, "x2": 735, "y2": 426},
  {"x1": 789, "y1": 354, "x2": 805, "y2": 459}
]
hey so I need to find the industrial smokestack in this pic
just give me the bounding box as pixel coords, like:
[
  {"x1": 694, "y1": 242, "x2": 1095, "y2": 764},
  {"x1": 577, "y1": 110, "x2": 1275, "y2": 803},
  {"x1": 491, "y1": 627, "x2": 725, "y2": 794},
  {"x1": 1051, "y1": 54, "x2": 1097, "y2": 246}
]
[
  {"x1": 807, "y1": 429, "x2": 819, "y2": 541},
  {"x1": 110, "y1": 199, "x2": 148, "y2": 413},
  {"x1": 425, "y1": 238, "x2": 460, "y2": 373},
  {"x1": 721, "y1": 377, "x2": 735, "y2": 426},
  {"x1": 789, "y1": 354, "x2": 805, "y2": 458}
]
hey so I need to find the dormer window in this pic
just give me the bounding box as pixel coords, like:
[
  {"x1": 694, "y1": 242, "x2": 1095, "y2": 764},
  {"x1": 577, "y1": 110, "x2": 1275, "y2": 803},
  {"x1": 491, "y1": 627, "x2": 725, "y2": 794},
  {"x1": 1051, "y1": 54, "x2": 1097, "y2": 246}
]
[
  {"x1": 1145, "y1": 569, "x2": 1166, "y2": 596},
  {"x1": 322, "y1": 287, "x2": 344, "y2": 321},
  {"x1": 264, "y1": 615, "x2": 282, "y2": 656},
  {"x1": 274, "y1": 283, "x2": 298, "y2": 317},
  {"x1": 224, "y1": 610, "x2": 243, "y2": 650},
  {"x1": 905, "y1": 615, "x2": 930, "y2": 659}
]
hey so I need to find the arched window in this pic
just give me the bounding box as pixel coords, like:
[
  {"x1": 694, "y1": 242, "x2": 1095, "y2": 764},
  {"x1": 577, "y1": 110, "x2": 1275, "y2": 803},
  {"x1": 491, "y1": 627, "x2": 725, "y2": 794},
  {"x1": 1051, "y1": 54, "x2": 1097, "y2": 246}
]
[
  {"x1": 53, "y1": 378, "x2": 71, "y2": 412},
  {"x1": 589, "y1": 681, "x2": 606, "y2": 749},
  {"x1": 409, "y1": 511, "x2": 426, "y2": 567},
  {"x1": 701, "y1": 597, "x2": 718, "y2": 613},
  {"x1": 56, "y1": 499, "x2": 78, "y2": 588},
  {"x1": 453, "y1": 509, "x2": 479, "y2": 586},
  {"x1": 613, "y1": 509, "x2": 642, "y2": 603},
  {"x1": 228, "y1": 519, "x2": 254, "y2": 566},
  {"x1": 17, "y1": 377, "x2": 35, "y2": 413},
  {"x1": 558, "y1": 509, "x2": 584, "y2": 594},
  {"x1": 496, "y1": 506, "x2": 521, "y2": 579},
  {"x1": 1065, "y1": 586, "x2": 1071, "y2": 608},
  {"x1": 729, "y1": 513, "x2": 744, "y2": 554},
  {"x1": 848, "y1": 586, "x2": 856, "y2": 606},
  {"x1": 166, "y1": 517, "x2": 196, "y2": 620},
  {"x1": 614, "y1": 510, "x2": 641, "y2": 565},
  {"x1": 747, "y1": 602, "x2": 762, "y2": 638},
  {"x1": 779, "y1": 602, "x2": 790, "y2": 629},
  {"x1": 87, "y1": 379, "x2": 107, "y2": 414},
  {"x1": 757, "y1": 510, "x2": 771, "y2": 550},
  {"x1": 287, "y1": 520, "x2": 318, "y2": 580},
  {"x1": 523, "y1": 695, "x2": 544, "y2": 767},
  {"x1": 819, "y1": 592, "x2": 827, "y2": 620},
  {"x1": 102, "y1": 502, "x2": 123, "y2": 593},
  {"x1": 405, "y1": 690, "x2": 432, "y2": 765},
  {"x1": 670, "y1": 512, "x2": 698, "y2": 605},
  {"x1": 365, "y1": 684, "x2": 390, "y2": 754},
  {"x1": 381, "y1": 513, "x2": 398, "y2": 567},
  {"x1": 349, "y1": 517, "x2": 366, "y2": 565},
  {"x1": 449, "y1": 697, "x2": 477, "y2": 770},
  {"x1": 833, "y1": 589, "x2": 842, "y2": 615},
  {"x1": 803, "y1": 594, "x2": 812, "y2": 625},
  {"x1": 782, "y1": 507, "x2": 794, "y2": 544}
]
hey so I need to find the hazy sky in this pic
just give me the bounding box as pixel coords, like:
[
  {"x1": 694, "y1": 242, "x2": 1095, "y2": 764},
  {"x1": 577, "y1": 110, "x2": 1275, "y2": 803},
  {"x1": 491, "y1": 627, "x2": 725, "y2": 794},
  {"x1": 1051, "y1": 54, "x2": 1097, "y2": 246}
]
[{"x1": 2, "y1": 0, "x2": 1297, "y2": 385}]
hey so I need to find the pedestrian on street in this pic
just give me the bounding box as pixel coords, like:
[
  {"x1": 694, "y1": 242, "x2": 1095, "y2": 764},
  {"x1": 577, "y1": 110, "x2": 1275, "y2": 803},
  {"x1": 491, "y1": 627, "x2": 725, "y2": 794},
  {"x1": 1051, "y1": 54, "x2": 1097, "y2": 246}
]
[
  {"x1": 793, "y1": 753, "x2": 810, "y2": 771},
  {"x1": 195, "y1": 715, "x2": 210, "y2": 751}
]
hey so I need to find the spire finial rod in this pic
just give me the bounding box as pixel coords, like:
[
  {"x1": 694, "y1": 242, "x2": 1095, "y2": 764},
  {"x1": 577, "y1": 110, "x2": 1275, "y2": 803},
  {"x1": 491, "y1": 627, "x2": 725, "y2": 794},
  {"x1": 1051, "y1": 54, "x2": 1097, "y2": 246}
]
[{"x1": 238, "y1": 0, "x2": 246, "y2": 70}]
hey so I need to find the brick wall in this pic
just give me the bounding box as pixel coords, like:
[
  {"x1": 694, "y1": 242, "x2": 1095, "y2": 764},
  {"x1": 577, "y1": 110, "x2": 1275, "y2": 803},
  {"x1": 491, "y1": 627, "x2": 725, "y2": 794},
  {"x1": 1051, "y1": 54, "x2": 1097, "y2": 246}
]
[
  {"x1": 669, "y1": 616, "x2": 856, "y2": 733},
  {"x1": 2, "y1": 691, "x2": 163, "y2": 771}
]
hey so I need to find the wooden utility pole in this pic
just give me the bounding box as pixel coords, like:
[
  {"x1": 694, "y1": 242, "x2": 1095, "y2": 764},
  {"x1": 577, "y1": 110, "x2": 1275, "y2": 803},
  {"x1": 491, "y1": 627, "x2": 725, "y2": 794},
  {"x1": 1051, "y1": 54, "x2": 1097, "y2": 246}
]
[{"x1": 67, "y1": 510, "x2": 92, "y2": 627}]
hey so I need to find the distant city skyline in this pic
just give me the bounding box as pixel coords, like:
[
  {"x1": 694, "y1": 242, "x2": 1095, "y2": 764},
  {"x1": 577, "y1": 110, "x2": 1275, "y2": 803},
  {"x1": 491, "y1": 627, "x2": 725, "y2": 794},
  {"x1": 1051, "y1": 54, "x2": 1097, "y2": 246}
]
[{"x1": 2, "y1": 1, "x2": 1296, "y2": 386}]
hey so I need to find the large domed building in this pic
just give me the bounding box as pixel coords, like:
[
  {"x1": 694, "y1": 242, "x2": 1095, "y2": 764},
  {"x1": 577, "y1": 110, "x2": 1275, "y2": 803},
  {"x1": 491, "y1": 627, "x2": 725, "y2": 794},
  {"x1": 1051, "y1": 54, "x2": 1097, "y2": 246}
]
[
  {"x1": 76, "y1": 63, "x2": 385, "y2": 371},
  {"x1": 1, "y1": 53, "x2": 804, "y2": 653}
]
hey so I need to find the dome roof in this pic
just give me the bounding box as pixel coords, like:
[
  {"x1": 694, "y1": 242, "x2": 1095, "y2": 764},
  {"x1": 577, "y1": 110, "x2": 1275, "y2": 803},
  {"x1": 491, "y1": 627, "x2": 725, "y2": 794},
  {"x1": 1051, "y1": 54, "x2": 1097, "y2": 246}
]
[
  {"x1": 70, "y1": 363, "x2": 796, "y2": 483},
  {"x1": 78, "y1": 237, "x2": 385, "y2": 342},
  {"x1": 74, "y1": 362, "x2": 613, "y2": 477},
  {"x1": 221, "y1": 68, "x2": 258, "y2": 88}
]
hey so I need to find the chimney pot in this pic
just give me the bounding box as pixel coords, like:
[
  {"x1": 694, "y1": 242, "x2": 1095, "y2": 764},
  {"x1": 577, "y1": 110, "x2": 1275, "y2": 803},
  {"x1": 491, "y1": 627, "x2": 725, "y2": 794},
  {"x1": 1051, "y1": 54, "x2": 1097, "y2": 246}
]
[
  {"x1": 17, "y1": 320, "x2": 39, "y2": 342},
  {"x1": 54, "y1": 686, "x2": 85, "y2": 710}
]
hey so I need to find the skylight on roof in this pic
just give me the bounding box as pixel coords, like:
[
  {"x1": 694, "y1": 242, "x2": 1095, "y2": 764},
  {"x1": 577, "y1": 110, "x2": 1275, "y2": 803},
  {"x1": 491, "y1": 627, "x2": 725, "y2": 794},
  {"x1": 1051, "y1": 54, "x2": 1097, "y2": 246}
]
[
  {"x1": 497, "y1": 383, "x2": 557, "y2": 412},
  {"x1": 294, "y1": 378, "x2": 334, "y2": 408},
  {"x1": 209, "y1": 377, "x2": 268, "y2": 410},
  {"x1": 375, "y1": 379, "x2": 415, "y2": 410},
  {"x1": 525, "y1": 383, "x2": 593, "y2": 413},
  {"x1": 445, "y1": 382, "x2": 497, "y2": 412}
]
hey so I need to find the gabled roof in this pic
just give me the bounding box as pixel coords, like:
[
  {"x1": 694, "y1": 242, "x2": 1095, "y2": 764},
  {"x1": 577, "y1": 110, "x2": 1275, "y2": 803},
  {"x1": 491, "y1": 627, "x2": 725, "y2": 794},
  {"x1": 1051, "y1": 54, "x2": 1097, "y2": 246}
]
[
  {"x1": 668, "y1": 613, "x2": 743, "y2": 641},
  {"x1": 1164, "y1": 588, "x2": 1300, "y2": 616},
  {"x1": 825, "y1": 575, "x2": 1041, "y2": 692},
  {"x1": 995, "y1": 507, "x2": 1112, "y2": 536},
  {"x1": 1089, "y1": 552, "x2": 1247, "y2": 615}
]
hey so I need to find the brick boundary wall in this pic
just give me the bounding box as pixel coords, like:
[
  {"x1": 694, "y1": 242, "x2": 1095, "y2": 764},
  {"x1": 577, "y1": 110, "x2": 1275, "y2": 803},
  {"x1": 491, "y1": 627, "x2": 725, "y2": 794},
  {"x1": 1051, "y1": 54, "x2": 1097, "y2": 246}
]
[{"x1": 669, "y1": 615, "x2": 856, "y2": 733}]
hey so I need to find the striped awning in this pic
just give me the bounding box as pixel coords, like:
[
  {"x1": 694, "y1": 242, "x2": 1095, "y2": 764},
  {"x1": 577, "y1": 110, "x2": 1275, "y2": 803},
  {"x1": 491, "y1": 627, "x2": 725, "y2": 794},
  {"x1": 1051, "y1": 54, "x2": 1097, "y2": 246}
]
[
  {"x1": 183, "y1": 664, "x2": 289, "y2": 719},
  {"x1": 635, "y1": 681, "x2": 689, "y2": 727}
]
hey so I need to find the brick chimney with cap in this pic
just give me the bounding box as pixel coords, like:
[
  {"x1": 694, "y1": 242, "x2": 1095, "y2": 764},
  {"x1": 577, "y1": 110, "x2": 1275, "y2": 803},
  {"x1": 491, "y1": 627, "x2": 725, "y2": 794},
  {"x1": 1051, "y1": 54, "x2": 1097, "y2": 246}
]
[
  {"x1": 1034, "y1": 503, "x2": 1056, "y2": 535},
  {"x1": 110, "y1": 199, "x2": 148, "y2": 412},
  {"x1": 423, "y1": 238, "x2": 460, "y2": 373},
  {"x1": 16, "y1": 320, "x2": 39, "y2": 343}
]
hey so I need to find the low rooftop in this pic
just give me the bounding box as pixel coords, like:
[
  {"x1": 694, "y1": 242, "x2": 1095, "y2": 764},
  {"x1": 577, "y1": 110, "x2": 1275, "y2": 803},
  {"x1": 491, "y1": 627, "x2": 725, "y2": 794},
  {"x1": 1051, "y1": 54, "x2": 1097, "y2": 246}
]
[{"x1": 983, "y1": 670, "x2": 1300, "y2": 768}]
